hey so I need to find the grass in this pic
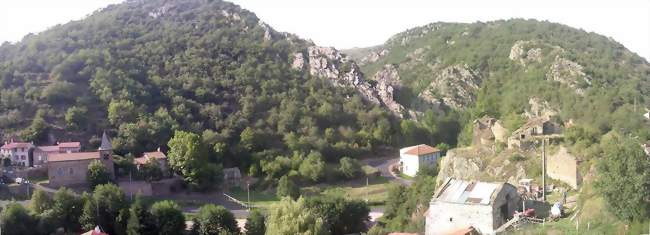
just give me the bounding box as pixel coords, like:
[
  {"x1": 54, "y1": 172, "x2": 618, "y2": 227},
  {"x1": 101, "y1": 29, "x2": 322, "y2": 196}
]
[{"x1": 229, "y1": 187, "x2": 279, "y2": 209}]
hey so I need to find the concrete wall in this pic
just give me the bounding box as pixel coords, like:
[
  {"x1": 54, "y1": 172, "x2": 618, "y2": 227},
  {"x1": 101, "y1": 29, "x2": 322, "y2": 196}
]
[
  {"x1": 547, "y1": 147, "x2": 580, "y2": 189},
  {"x1": 426, "y1": 202, "x2": 494, "y2": 235}
]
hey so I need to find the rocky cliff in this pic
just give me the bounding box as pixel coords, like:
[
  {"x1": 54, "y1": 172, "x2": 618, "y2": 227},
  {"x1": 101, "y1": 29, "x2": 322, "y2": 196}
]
[
  {"x1": 419, "y1": 64, "x2": 482, "y2": 109},
  {"x1": 292, "y1": 46, "x2": 405, "y2": 116}
]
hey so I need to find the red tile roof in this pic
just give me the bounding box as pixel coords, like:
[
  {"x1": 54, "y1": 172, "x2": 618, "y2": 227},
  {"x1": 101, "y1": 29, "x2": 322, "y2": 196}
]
[
  {"x1": 134, "y1": 151, "x2": 167, "y2": 165},
  {"x1": 58, "y1": 142, "x2": 81, "y2": 148},
  {"x1": 143, "y1": 151, "x2": 167, "y2": 160},
  {"x1": 1, "y1": 142, "x2": 34, "y2": 149},
  {"x1": 404, "y1": 144, "x2": 440, "y2": 156},
  {"x1": 38, "y1": 145, "x2": 60, "y2": 152},
  {"x1": 48, "y1": 152, "x2": 100, "y2": 162}
]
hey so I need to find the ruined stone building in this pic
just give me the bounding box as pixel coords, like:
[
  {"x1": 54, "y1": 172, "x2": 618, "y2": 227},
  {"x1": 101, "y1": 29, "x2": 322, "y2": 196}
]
[
  {"x1": 472, "y1": 116, "x2": 507, "y2": 147},
  {"x1": 426, "y1": 178, "x2": 521, "y2": 235},
  {"x1": 507, "y1": 117, "x2": 561, "y2": 149}
]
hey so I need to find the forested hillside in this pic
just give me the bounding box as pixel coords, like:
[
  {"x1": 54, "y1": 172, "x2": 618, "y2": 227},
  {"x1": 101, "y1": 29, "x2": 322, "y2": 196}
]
[
  {"x1": 347, "y1": 19, "x2": 650, "y2": 145},
  {"x1": 0, "y1": 0, "x2": 399, "y2": 174}
]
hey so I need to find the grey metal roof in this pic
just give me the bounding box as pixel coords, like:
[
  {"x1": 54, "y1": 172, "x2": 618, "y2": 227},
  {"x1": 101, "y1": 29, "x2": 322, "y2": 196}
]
[
  {"x1": 99, "y1": 132, "x2": 112, "y2": 151},
  {"x1": 435, "y1": 178, "x2": 501, "y2": 205}
]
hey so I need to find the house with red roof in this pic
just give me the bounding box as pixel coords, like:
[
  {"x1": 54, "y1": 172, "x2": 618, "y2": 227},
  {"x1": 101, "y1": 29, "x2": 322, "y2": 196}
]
[
  {"x1": 133, "y1": 148, "x2": 169, "y2": 174},
  {"x1": 47, "y1": 133, "x2": 115, "y2": 188},
  {"x1": 1, "y1": 141, "x2": 35, "y2": 167},
  {"x1": 33, "y1": 142, "x2": 81, "y2": 167},
  {"x1": 399, "y1": 144, "x2": 441, "y2": 177}
]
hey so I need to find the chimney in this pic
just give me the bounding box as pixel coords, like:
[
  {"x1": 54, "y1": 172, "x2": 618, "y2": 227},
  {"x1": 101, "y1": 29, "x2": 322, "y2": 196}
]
[{"x1": 157, "y1": 147, "x2": 161, "y2": 152}]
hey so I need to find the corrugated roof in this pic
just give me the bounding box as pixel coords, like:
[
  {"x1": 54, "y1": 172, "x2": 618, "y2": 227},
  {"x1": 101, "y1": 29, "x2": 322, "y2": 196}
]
[
  {"x1": 435, "y1": 178, "x2": 501, "y2": 205},
  {"x1": 402, "y1": 144, "x2": 440, "y2": 156},
  {"x1": 49, "y1": 152, "x2": 100, "y2": 162}
]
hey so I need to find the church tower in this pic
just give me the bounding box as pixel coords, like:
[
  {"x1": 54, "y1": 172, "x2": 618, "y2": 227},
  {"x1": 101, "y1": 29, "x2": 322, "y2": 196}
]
[{"x1": 98, "y1": 131, "x2": 115, "y2": 178}]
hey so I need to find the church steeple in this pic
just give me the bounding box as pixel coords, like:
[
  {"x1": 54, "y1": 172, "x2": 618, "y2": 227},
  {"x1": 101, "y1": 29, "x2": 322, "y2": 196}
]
[{"x1": 99, "y1": 131, "x2": 112, "y2": 151}]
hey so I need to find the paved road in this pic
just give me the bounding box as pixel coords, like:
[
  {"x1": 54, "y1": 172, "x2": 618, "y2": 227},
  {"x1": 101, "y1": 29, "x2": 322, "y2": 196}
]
[{"x1": 364, "y1": 157, "x2": 413, "y2": 186}]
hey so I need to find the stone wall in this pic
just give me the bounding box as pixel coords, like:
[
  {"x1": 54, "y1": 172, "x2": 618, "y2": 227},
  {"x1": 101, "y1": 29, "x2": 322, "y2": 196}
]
[
  {"x1": 48, "y1": 159, "x2": 94, "y2": 188},
  {"x1": 426, "y1": 202, "x2": 494, "y2": 235},
  {"x1": 547, "y1": 147, "x2": 580, "y2": 189}
]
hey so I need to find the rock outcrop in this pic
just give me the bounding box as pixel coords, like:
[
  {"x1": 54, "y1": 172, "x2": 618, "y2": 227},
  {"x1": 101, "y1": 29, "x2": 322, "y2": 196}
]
[
  {"x1": 359, "y1": 49, "x2": 389, "y2": 65},
  {"x1": 419, "y1": 64, "x2": 482, "y2": 109},
  {"x1": 437, "y1": 147, "x2": 529, "y2": 186},
  {"x1": 547, "y1": 56, "x2": 591, "y2": 94},
  {"x1": 509, "y1": 40, "x2": 543, "y2": 66},
  {"x1": 524, "y1": 97, "x2": 558, "y2": 119},
  {"x1": 292, "y1": 46, "x2": 404, "y2": 116},
  {"x1": 472, "y1": 116, "x2": 508, "y2": 146}
]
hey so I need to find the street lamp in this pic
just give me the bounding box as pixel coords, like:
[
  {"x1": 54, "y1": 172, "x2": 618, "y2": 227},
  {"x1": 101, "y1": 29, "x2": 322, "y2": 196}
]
[{"x1": 247, "y1": 182, "x2": 251, "y2": 211}]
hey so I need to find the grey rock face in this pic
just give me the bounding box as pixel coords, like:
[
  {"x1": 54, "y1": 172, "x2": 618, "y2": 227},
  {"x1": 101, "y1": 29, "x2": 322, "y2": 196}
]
[
  {"x1": 419, "y1": 64, "x2": 482, "y2": 109},
  {"x1": 292, "y1": 46, "x2": 404, "y2": 116},
  {"x1": 547, "y1": 56, "x2": 591, "y2": 94}
]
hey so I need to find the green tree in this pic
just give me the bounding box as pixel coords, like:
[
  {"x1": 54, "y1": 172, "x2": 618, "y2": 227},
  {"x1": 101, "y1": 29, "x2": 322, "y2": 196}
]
[
  {"x1": 30, "y1": 188, "x2": 52, "y2": 214},
  {"x1": 244, "y1": 210, "x2": 265, "y2": 235},
  {"x1": 192, "y1": 204, "x2": 239, "y2": 235},
  {"x1": 167, "y1": 130, "x2": 222, "y2": 190},
  {"x1": 65, "y1": 105, "x2": 88, "y2": 130},
  {"x1": 139, "y1": 159, "x2": 164, "y2": 182},
  {"x1": 22, "y1": 110, "x2": 49, "y2": 142},
  {"x1": 108, "y1": 99, "x2": 136, "y2": 126},
  {"x1": 80, "y1": 184, "x2": 128, "y2": 235},
  {"x1": 266, "y1": 197, "x2": 326, "y2": 235},
  {"x1": 51, "y1": 187, "x2": 83, "y2": 232},
  {"x1": 338, "y1": 157, "x2": 362, "y2": 179},
  {"x1": 150, "y1": 200, "x2": 185, "y2": 235},
  {"x1": 0, "y1": 202, "x2": 37, "y2": 235},
  {"x1": 596, "y1": 134, "x2": 650, "y2": 221},
  {"x1": 87, "y1": 160, "x2": 111, "y2": 190},
  {"x1": 299, "y1": 151, "x2": 326, "y2": 182},
  {"x1": 276, "y1": 175, "x2": 299, "y2": 200},
  {"x1": 305, "y1": 196, "x2": 370, "y2": 235},
  {"x1": 126, "y1": 196, "x2": 156, "y2": 235}
]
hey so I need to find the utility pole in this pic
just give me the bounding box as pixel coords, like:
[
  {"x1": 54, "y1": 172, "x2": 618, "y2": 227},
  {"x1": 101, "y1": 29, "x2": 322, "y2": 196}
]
[
  {"x1": 365, "y1": 177, "x2": 369, "y2": 203},
  {"x1": 247, "y1": 182, "x2": 250, "y2": 211},
  {"x1": 542, "y1": 138, "x2": 547, "y2": 202}
]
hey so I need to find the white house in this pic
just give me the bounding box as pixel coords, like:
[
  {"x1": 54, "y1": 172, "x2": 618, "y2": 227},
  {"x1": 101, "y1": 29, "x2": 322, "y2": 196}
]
[
  {"x1": 1, "y1": 141, "x2": 35, "y2": 167},
  {"x1": 399, "y1": 144, "x2": 441, "y2": 177}
]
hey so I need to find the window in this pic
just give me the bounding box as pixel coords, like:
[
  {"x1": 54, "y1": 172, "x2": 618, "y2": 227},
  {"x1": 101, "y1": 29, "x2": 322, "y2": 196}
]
[
  {"x1": 57, "y1": 168, "x2": 64, "y2": 176},
  {"x1": 69, "y1": 168, "x2": 74, "y2": 175}
]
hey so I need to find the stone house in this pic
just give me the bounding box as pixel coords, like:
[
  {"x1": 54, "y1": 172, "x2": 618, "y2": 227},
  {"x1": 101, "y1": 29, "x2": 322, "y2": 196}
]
[
  {"x1": 47, "y1": 133, "x2": 115, "y2": 188},
  {"x1": 1, "y1": 141, "x2": 35, "y2": 167},
  {"x1": 223, "y1": 167, "x2": 242, "y2": 186},
  {"x1": 134, "y1": 148, "x2": 169, "y2": 174},
  {"x1": 399, "y1": 144, "x2": 441, "y2": 177},
  {"x1": 472, "y1": 116, "x2": 507, "y2": 146},
  {"x1": 426, "y1": 178, "x2": 521, "y2": 235},
  {"x1": 507, "y1": 117, "x2": 561, "y2": 149},
  {"x1": 33, "y1": 142, "x2": 81, "y2": 167},
  {"x1": 547, "y1": 147, "x2": 581, "y2": 189}
]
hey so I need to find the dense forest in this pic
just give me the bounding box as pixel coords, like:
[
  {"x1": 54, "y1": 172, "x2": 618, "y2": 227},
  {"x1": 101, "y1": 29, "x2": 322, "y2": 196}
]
[{"x1": 0, "y1": 0, "x2": 400, "y2": 183}]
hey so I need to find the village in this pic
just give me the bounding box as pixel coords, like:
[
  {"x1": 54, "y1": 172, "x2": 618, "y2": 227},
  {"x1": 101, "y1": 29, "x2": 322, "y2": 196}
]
[{"x1": 0, "y1": 101, "x2": 594, "y2": 235}]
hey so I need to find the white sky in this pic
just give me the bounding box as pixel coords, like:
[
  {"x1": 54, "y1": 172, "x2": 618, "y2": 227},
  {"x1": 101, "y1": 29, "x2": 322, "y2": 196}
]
[{"x1": 1, "y1": 0, "x2": 649, "y2": 60}]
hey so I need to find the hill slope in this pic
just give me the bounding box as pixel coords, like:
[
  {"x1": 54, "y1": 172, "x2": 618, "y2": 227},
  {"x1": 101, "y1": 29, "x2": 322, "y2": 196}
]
[{"x1": 0, "y1": 0, "x2": 399, "y2": 168}]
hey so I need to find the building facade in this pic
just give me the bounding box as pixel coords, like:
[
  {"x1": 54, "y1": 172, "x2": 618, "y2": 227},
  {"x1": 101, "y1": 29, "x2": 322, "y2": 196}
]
[
  {"x1": 399, "y1": 144, "x2": 441, "y2": 177},
  {"x1": 426, "y1": 178, "x2": 521, "y2": 235},
  {"x1": 134, "y1": 149, "x2": 169, "y2": 175},
  {"x1": 1, "y1": 142, "x2": 35, "y2": 167},
  {"x1": 33, "y1": 142, "x2": 81, "y2": 167},
  {"x1": 47, "y1": 133, "x2": 114, "y2": 188}
]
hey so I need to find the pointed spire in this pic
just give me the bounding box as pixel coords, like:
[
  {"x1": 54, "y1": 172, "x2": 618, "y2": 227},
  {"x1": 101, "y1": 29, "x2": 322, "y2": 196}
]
[{"x1": 99, "y1": 131, "x2": 112, "y2": 151}]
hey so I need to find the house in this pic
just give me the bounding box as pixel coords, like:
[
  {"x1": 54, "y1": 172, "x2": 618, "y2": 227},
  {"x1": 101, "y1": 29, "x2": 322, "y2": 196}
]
[
  {"x1": 472, "y1": 116, "x2": 507, "y2": 146},
  {"x1": 547, "y1": 146, "x2": 581, "y2": 189},
  {"x1": 223, "y1": 167, "x2": 242, "y2": 186},
  {"x1": 134, "y1": 148, "x2": 169, "y2": 173},
  {"x1": 0, "y1": 141, "x2": 35, "y2": 167},
  {"x1": 47, "y1": 133, "x2": 115, "y2": 188},
  {"x1": 507, "y1": 117, "x2": 561, "y2": 149},
  {"x1": 33, "y1": 142, "x2": 81, "y2": 167},
  {"x1": 399, "y1": 144, "x2": 441, "y2": 177},
  {"x1": 426, "y1": 178, "x2": 521, "y2": 235}
]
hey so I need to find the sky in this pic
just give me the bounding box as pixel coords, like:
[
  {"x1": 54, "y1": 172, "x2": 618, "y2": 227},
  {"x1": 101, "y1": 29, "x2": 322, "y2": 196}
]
[{"x1": 1, "y1": 0, "x2": 649, "y2": 60}]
